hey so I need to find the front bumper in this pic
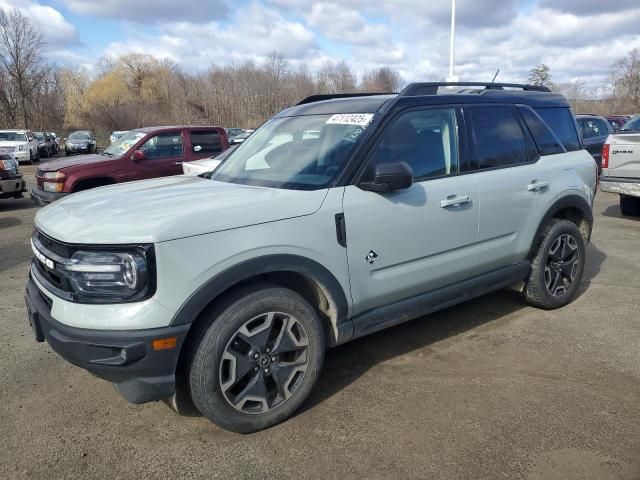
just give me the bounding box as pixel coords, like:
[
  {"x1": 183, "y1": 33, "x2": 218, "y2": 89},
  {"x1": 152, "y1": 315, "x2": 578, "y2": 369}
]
[
  {"x1": 0, "y1": 177, "x2": 26, "y2": 198},
  {"x1": 12, "y1": 151, "x2": 30, "y2": 162},
  {"x1": 600, "y1": 177, "x2": 640, "y2": 197},
  {"x1": 25, "y1": 275, "x2": 190, "y2": 404},
  {"x1": 30, "y1": 186, "x2": 69, "y2": 205},
  {"x1": 66, "y1": 145, "x2": 90, "y2": 154}
]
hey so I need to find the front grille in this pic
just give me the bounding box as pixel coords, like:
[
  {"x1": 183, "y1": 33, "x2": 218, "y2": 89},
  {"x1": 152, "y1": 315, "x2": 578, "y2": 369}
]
[{"x1": 32, "y1": 230, "x2": 74, "y2": 294}]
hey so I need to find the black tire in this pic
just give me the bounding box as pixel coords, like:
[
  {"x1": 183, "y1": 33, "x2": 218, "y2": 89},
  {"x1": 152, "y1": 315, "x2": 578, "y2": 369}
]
[
  {"x1": 189, "y1": 285, "x2": 325, "y2": 433},
  {"x1": 524, "y1": 219, "x2": 586, "y2": 309},
  {"x1": 65, "y1": 149, "x2": 70, "y2": 157},
  {"x1": 620, "y1": 195, "x2": 640, "y2": 216},
  {"x1": 29, "y1": 151, "x2": 33, "y2": 165}
]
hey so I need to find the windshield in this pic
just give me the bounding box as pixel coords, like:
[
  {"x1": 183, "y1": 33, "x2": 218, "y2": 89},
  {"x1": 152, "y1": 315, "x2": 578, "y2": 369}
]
[
  {"x1": 0, "y1": 132, "x2": 26, "y2": 142},
  {"x1": 69, "y1": 132, "x2": 91, "y2": 140},
  {"x1": 35, "y1": 133, "x2": 44, "y2": 140},
  {"x1": 103, "y1": 130, "x2": 146, "y2": 155},
  {"x1": 621, "y1": 117, "x2": 640, "y2": 131},
  {"x1": 212, "y1": 113, "x2": 375, "y2": 190}
]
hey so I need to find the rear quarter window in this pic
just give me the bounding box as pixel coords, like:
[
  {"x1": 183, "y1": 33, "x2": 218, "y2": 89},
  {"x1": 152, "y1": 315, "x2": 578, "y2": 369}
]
[
  {"x1": 534, "y1": 107, "x2": 581, "y2": 152},
  {"x1": 517, "y1": 106, "x2": 565, "y2": 156}
]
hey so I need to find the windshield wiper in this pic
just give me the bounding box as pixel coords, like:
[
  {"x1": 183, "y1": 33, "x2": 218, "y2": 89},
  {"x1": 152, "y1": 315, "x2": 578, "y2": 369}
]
[{"x1": 101, "y1": 151, "x2": 114, "y2": 156}]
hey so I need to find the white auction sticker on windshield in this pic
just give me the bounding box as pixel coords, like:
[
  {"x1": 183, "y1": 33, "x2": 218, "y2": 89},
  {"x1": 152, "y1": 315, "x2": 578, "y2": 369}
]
[{"x1": 326, "y1": 113, "x2": 374, "y2": 127}]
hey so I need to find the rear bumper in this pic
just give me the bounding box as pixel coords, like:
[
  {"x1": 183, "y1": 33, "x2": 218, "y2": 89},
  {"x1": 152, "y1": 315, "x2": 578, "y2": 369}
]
[
  {"x1": 600, "y1": 177, "x2": 640, "y2": 197},
  {"x1": 25, "y1": 275, "x2": 190, "y2": 404},
  {"x1": 30, "y1": 186, "x2": 69, "y2": 205},
  {"x1": 0, "y1": 177, "x2": 26, "y2": 198}
]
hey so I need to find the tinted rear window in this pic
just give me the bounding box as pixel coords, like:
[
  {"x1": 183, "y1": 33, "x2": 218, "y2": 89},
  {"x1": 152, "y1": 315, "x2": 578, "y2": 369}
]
[
  {"x1": 534, "y1": 108, "x2": 580, "y2": 151},
  {"x1": 468, "y1": 106, "x2": 528, "y2": 169},
  {"x1": 190, "y1": 131, "x2": 222, "y2": 154}
]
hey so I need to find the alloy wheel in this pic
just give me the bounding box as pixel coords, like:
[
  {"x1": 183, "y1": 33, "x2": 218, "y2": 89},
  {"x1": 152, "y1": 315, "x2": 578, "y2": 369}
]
[
  {"x1": 544, "y1": 233, "x2": 580, "y2": 297},
  {"x1": 219, "y1": 311, "x2": 310, "y2": 414}
]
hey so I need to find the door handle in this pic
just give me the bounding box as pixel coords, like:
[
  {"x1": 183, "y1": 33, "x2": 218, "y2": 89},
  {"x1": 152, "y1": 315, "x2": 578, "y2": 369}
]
[
  {"x1": 440, "y1": 194, "x2": 471, "y2": 208},
  {"x1": 173, "y1": 161, "x2": 183, "y2": 165},
  {"x1": 527, "y1": 180, "x2": 549, "y2": 191}
]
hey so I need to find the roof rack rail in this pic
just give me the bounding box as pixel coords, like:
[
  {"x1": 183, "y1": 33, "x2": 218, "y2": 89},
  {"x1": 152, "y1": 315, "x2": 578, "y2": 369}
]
[
  {"x1": 400, "y1": 82, "x2": 551, "y2": 96},
  {"x1": 296, "y1": 92, "x2": 395, "y2": 106}
]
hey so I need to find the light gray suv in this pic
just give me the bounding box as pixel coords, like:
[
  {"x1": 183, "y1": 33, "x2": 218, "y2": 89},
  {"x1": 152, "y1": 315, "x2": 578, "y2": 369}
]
[{"x1": 25, "y1": 82, "x2": 597, "y2": 433}]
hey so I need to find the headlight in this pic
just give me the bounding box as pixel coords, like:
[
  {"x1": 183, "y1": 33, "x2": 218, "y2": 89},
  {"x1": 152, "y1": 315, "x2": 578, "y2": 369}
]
[
  {"x1": 63, "y1": 250, "x2": 149, "y2": 300},
  {"x1": 43, "y1": 171, "x2": 65, "y2": 181},
  {"x1": 43, "y1": 182, "x2": 64, "y2": 192},
  {"x1": 32, "y1": 232, "x2": 156, "y2": 304}
]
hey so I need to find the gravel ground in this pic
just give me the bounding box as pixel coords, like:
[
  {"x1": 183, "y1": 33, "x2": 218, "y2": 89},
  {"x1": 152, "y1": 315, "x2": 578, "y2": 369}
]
[{"x1": 1, "y1": 167, "x2": 639, "y2": 479}]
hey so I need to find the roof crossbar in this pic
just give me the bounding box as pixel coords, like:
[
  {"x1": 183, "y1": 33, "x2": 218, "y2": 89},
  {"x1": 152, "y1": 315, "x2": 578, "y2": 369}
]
[{"x1": 400, "y1": 82, "x2": 551, "y2": 96}]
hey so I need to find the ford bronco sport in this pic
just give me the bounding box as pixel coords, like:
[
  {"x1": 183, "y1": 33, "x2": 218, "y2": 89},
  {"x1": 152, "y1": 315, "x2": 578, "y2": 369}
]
[{"x1": 25, "y1": 82, "x2": 596, "y2": 433}]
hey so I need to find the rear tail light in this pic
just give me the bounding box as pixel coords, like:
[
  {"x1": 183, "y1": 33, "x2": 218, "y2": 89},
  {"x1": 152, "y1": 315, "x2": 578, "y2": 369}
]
[{"x1": 601, "y1": 143, "x2": 609, "y2": 169}]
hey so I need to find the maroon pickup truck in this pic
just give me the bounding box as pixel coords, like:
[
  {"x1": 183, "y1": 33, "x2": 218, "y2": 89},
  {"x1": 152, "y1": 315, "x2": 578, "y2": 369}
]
[{"x1": 31, "y1": 125, "x2": 229, "y2": 205}]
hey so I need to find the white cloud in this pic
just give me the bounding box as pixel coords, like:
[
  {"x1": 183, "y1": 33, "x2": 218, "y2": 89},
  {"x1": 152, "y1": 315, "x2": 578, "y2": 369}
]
[
  {"x1": 63, "y1": 0, "x2": 230, "y2": 23},
  {"x1": 307, "y1": 3, "x2": 388, "y2": 46},
  {"x1": 0, "y1": 0, "x2": 79, "y2": 47},
  {"x1": 45, "y1": 0, "x2": 640, "y2": 89},
  {"x1": 104, "y1": 3, "x2": 317, "y2": 65}
]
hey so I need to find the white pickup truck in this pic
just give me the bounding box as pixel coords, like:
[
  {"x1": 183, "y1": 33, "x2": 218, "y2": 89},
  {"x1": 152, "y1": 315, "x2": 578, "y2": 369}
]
[{"x1": 600, "y1": 116, "x2": 640, "y2": 216}]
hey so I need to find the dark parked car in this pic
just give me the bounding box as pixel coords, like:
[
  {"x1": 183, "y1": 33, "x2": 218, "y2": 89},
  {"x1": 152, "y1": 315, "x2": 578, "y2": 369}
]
[
  {"x1": 49, "y1": 132, "x2": 59, "y2": 154},
  {"x1": 65, "y1": 131, "x2": 97, "y2": 156},
  {"x1": 32, "y1": 125, "x2": 229, "y2": 205},
  {"x1": 576, "y1": 114, "x2": 613, "y2": 171},
  {"x1": 0, "y1": 153, "x2": 27, "y2": 199},
  {"x1": 34, "y1": 132, "x2": 52, "y2": 158},
  {"x1": 606, "y1": 115, "x2": 628, "y2": 131}
]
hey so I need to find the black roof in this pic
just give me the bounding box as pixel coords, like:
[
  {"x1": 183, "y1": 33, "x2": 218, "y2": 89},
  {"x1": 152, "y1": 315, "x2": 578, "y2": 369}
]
[{"x1": 281, "y1": 82, "x2": 569, "y2": 117}]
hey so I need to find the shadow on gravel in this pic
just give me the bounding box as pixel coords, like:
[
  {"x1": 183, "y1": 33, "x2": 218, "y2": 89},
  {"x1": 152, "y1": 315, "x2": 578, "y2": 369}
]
[
  {"x1": 0, "y1": 217, "x2": 21, "y2": 229},
  {"x1": 0, "y1": 197, "x2": 36, "y2": 212},
  {"x1": 601, "y1": 204, "x2": 640, "y2": 222},
  {"x1": 303, "y1": 242, "x2": 607, "y2": 412},
  {"x1": 303, "y1": 289, "x2": 527, "y2": 412}
]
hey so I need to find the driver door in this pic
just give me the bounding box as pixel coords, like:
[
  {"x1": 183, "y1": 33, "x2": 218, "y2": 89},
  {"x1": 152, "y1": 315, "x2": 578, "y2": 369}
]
[
  {"x1": 126, "y1": 130, "x2": 185, "y2": 180},
  {"x1": 342, "y1": 106, "x2": 479, "y2": 317}
]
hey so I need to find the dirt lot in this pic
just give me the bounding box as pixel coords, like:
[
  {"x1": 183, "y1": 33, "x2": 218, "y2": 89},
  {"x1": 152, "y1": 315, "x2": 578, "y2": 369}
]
[{"x1": 1, "y1": 165, "x2": 639, "y2": 479}]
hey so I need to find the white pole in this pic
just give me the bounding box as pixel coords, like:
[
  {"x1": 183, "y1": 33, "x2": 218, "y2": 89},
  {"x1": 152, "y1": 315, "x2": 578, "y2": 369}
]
[{"x1": 448, "y1": 0, "x2": 457, "y2": 82}]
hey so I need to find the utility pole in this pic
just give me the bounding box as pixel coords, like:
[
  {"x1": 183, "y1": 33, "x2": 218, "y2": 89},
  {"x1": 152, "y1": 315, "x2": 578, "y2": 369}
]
[{"x1": 447, "y1": 0, "x2": 458, "y2": 82}]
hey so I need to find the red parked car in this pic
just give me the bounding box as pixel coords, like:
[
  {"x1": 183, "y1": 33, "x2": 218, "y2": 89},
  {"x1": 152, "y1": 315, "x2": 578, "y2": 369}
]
[{"x1": 31, "y1": 126, "x2": 229, "y2": 205}]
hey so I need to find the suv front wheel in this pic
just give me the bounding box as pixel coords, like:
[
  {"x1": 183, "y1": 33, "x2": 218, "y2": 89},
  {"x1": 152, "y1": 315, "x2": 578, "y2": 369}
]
[
  {"x1": 524, "y1": 219, "x2": 586, "y2": 309},
  {"x1": 188, "y1": 285, "x2": 325, "y2": 433}
]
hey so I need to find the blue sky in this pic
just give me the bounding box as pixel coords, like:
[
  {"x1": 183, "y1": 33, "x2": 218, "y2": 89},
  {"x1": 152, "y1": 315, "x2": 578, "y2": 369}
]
[{"x1": 4, "y1": 0, "x2": 640, "y2": 87}]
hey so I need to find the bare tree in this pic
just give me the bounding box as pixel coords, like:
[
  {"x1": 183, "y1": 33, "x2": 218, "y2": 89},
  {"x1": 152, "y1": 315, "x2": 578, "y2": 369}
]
[
  {"x1": 361, "y1": 67, "x2": 401, "y2": 92},
  {"x1": 610, "y1": 49, "x2": 640, "y2": 113},
  {"x1": 0, "y1": 8, "x2": 46, "y2": 128}
]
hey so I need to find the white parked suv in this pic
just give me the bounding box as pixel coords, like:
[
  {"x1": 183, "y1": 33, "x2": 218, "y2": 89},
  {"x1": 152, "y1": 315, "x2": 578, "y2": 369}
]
[
  {"x1": 25, "y1": 82, "x2": 597, "y2": 433},
  {"x1": 0, "y1": 129, "x2": 39, "y2": 163}
]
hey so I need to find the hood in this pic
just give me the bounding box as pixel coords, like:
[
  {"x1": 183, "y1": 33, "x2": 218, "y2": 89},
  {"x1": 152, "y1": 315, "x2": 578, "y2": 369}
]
[
  {"x1": 34, "y1": 176, "x2": 328, "y2": 244},
  {"x1": 0, "y1": 141, "x2": 24, "y2": 148},
  {"x1": 38, "y1": 153, "x2": 118, "y2": 171}
]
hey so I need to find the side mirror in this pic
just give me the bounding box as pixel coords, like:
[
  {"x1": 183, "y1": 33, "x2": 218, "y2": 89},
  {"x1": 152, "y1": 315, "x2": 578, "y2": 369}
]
[
  {"x1": 132, "y1": 150, "x2": 146, "y2": 161},
  {"x1": 194, "y1": 145, "x2": 202, "y2": 152},
  {"x1": 360, "y1": 161, "x2": 413, "y2": 192}
]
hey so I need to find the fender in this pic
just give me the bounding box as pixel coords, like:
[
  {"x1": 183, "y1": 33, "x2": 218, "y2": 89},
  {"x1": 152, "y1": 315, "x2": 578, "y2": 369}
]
[
  {"x1": 528, "y1": 193, "x2": 593, "y2": 258},
  {"x1": 169, "y1": 254, "x2": 350, "y2": 336}
]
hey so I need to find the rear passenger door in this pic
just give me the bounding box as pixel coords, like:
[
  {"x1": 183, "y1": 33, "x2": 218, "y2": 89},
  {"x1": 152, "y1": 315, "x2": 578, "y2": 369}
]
[
  {"x1": 189, "y1": 130, "x2": 224, "y2": 161},
  {"x1": 343, "y1": 106, "x2": 480, "y2": 316},
  {"x1": 466, "y1": 105, "x2": 545, "y2": 274}
]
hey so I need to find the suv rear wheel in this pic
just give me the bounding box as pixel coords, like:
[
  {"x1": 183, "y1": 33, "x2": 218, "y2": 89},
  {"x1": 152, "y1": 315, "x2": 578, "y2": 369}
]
[
  {"x1": 524, "y1": 219, "x2": 586, "y2": 309},
  {"x1": 619, "y1": 195, "x2": 640, "y2": 216},
  {"x1": 189, "y1": 285, "x2": 325, "y2": 433}
]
